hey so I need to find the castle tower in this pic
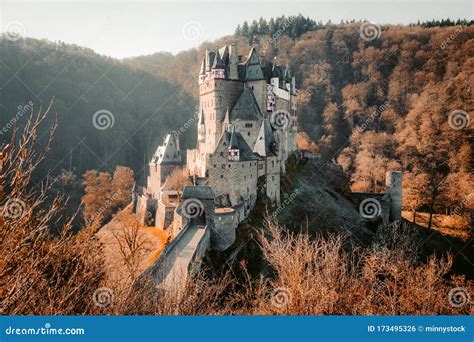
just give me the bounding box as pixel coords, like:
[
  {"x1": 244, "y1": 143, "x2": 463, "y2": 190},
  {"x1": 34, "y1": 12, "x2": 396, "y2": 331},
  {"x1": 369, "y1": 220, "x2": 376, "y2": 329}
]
[
  {"x1": 198, "y1": 49, "x2": 244, "y2": 156},
  {"x1": 385, "y1": 171, "x2": 403, "y2": 221},
  {"x1": 147, "y1": 134, "x2": 184, "y2": 199}
]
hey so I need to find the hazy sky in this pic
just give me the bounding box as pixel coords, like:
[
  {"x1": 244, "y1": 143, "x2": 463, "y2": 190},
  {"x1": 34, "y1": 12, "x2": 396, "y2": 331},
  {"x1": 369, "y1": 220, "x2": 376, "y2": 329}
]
[{"x1": 1, "y1": 0, "x2": 472, "y2": 58}]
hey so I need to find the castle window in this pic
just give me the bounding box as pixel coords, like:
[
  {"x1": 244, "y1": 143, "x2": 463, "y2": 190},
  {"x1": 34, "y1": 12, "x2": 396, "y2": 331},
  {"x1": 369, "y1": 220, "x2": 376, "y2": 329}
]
[
  {"x1": 245, "y1": 123, "x2": 253, "y2": 128},
  {"x1": 272, "y1": 161, "x2": 275, "y2": 167},
  {"x1": 220, "y1": 175, "x2": 223, "y2": 179},
  {"x1": 222, "y1": 164, "x2": 225, "y2": 169},
  {"x1": 272, "y1": 176, "x2": 275, "y2": 181},
  {"x1": 213, "y1": 164, "x2": 216, "y2": 168},
  {"x1": 220, "y1": 152, "x2": 224, "y2": 157},
  {"x1": 247, "y1": 187, "x2": 249, "y2": 193},
  {"x1": 247, "y1": 132, "x2": 250, "y2": 136},
  {"x1": 228, "y1": 164, "x2": 231, "y2": 168}
]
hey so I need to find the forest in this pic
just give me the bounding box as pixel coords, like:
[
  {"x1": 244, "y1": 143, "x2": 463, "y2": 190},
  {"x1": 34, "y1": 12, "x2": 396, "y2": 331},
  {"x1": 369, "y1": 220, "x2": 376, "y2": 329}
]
[
  {"x1": 128, "y1": 18, "x2": 473, "y2": 230},
  {"x1": 0, "y1": 15, "x2": 472, "y2": 316}
]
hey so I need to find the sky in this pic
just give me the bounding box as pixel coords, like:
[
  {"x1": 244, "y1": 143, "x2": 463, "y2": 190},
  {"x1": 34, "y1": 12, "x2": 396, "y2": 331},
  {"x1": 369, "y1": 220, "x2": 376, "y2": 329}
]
[{"x1": 0, "y1": 0, "x2": 472, "y2": 59}]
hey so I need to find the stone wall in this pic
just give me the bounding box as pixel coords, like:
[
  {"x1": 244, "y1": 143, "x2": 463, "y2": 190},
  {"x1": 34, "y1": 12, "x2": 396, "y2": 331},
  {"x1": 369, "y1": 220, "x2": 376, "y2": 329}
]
[
  {"x1": 386, "y1": 171, "x2": 403, "y2": 221},
  {"x1": 188, "y1": 226, "x2": 211, "y2": 276},
  {"x1": 207, "y1": 147, "x2": 258, "y2": 206},
  {"x1": 213, "y1": 208, "x2": 238, "y2": 251},
  {"x1": 348, "y1": 171, "x2": 403, "y2": 224}
]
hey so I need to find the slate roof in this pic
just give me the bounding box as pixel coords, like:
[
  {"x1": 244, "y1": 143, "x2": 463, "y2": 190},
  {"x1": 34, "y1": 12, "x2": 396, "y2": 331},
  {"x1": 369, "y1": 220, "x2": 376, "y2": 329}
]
[
  {"x1": 181, "y1": 186, "x2": 215, "y2": 200},
  {"x1": 200, "y1": 45, "x2": 293, "y2": 88},
  {"x1": 230, "y1": 88, "x2": 263, "y2": 121},
  {"x1": 216, "y1": 129, "x2": 261, "y2": 161},
  {"x1": 253, "y1": 120, "x2": 278, "y2": 157},
  {"x1": 151, "y1": 134, "x2": 184, "y2": 165}
]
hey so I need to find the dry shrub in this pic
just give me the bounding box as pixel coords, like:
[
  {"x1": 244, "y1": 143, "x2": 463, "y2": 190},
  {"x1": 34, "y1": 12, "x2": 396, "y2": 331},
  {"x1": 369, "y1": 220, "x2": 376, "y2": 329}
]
[
  {"x1": 248, "y1": 220, "x2": 472, "y2": 315},
  {"x1": 1, "y1": 105, "x2": 471, "y2": 316},
  {"x1": 0, "y1": 105, "x2": 104, "y2": 315}
]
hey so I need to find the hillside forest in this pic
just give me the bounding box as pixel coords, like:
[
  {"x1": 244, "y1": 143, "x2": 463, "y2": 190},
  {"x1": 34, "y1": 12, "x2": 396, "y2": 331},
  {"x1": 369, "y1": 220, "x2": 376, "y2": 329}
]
[{"x1": 0, "y1": 17, "x2": 472, "y2": 229}]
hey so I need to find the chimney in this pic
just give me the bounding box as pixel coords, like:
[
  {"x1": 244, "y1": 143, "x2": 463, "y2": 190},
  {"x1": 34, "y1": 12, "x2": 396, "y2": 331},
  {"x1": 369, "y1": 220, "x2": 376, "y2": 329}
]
[{"x1": 229, "y1": 44, "x2": 238, "y2": 80}]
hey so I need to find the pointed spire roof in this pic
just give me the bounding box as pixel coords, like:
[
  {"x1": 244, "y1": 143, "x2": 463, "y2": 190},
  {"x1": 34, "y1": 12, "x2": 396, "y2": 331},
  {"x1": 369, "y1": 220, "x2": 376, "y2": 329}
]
[
  {"x1": 211, "y1": 50, "x2": 225, "y2": 70},
  {"x1": 223, "y1": 108, "x2": 231, "y2": 125},
  {"x1": 151, "y1": 134, "x2": 183, "y2": 165},
  {"x1": 215, "y1": 129, "x2": 261, "y2": 162},
  {"x1": 253, "y1": 120, "x2": 278, "y2": 157},
  {"x1": 244, "y1": 47, "x2": 264, "y2": 80},
  {"x1": 230, "y1": 88, "x2": 263, "y2": 121},
  {"x1": 198, "y1": 108, "x2": 205, "y2": 125}
]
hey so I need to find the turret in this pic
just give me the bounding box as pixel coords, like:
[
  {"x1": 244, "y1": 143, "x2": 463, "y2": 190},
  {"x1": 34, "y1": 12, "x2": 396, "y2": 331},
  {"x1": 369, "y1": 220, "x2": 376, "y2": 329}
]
[
  {"x1": 385, "y1": 171, "x2": 402, "y2": 221},
  {"x1": 223, "y1": 108, "x2": 232, "y2": 132}
]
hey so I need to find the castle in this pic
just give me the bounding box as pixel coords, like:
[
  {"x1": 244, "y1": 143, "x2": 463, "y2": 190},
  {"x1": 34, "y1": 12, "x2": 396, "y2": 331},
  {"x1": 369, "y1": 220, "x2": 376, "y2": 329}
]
[{"x1": 132, "y1": 44, "x2": 298, "y2": 251}]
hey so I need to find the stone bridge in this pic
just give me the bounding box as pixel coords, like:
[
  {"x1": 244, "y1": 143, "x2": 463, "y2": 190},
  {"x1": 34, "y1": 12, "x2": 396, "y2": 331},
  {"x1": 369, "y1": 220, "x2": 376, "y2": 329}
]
[{"x1": 140, "y1": 223, "x2": 210, "y2": 290}]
